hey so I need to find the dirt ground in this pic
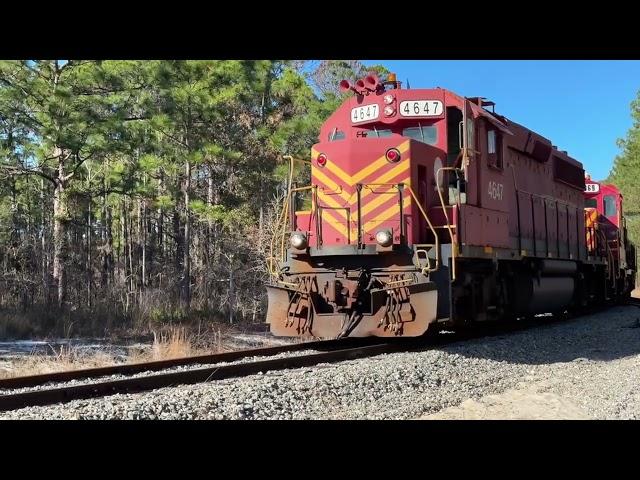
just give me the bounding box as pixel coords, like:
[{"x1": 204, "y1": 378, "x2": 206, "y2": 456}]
[
  {"x1": 423, "y1": 290, "x2": 640, "y2": 420},
  {"x1": 421, "y1": 381, "x2": 591, "y2": 420}
]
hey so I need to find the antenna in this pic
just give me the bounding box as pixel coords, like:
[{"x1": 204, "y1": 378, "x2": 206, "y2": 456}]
[{"x1": 406, "y1": 78, "x2": 411, "y2": 89}]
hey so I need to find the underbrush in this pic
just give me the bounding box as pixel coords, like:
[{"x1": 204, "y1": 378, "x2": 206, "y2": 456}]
[{"x1": 0, "y1": 326, "x2": 224, "y2": 380}]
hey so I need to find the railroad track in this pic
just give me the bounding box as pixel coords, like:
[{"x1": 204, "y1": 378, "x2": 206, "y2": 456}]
[
  {"x1": 0, "y1": 337, "x2": 408, "y2": 412},
  {"x1": 625, "y1": 296, "x2": 640, "y2": 307},
  {"x1": 1, "y1": 299, "x2": 637, "y2": 413}
]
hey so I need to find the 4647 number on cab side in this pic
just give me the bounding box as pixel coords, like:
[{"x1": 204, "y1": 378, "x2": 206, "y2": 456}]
[{"x1": 488, "y1": 181, "x2": 504, "y2": 201}]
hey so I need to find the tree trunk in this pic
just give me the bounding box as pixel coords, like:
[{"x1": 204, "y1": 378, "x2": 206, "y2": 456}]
[
  {"x1": 102, "y1": 187, "x2": 114, "y2": 288},
  {"x1": 228, "y1": 258, "x2": 235, "y2": 324},
  {"x1": 141, "y1": 198, "x2": 147, "y2": 288},
  {"x1": 207, "y1": 163, "x2": 214, "y2": 255},
  {"x1": 122, "y1": 198, "x2": 130, "y2": 312},
  {"x1": 40, "y1": 178, "x2": 49, "y2": 305},
  {"x1": 52, "y1": 152, "x2": 68, "y2": 309},
  {"x1": 158, "y1": 173, "x2": 165, "y2": 260},
  {"x1": 128, "y1": 201, "x2": 135, "y2": 298},
  {"x1": 173, "y1": 205, "x2": 183, "y2": 301},
  {"x1": 86, "y1": 197, "x2": 92, "y2": 309},
  {"x1": 182, "y1": 158, "x2": 191, "y2": 308}
]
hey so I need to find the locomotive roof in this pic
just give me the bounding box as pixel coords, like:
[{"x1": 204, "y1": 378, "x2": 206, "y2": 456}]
[
  {"x1": 437, "y1": 87, "x2": 583, "y2": 169},
  {"x1": 329, "y1": 84, "x2": 583, "y2": 169}
]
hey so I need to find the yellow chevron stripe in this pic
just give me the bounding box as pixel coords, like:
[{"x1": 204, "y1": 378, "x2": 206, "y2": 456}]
[
  {"x1": 360, "y1": 177, "x2": 411, "y2": 217},
  {"x1": 316, "y1": 194, "x2": 413, "y2": 242},
  {"x1": 320, "y1": 209, "x2": 350, "y2": 239},
  {"x1": 359, "y1": 160, "x2": 410, "y2": 204},
  {"x1": 585, "y1": 208, "x2": 598, "y2": 227},
  {"x1": 325, "y1": 160, "x2": 355, "y2": 186},
  {"x1": 314, "y1": 159, "x2": 411, "y2": 208},
  {"x1": 362, "y1": 196, "x2": 412, "y2": 234},
  {"x1": 311, "y1": 140, "x2": 410, "y2": 186},
  {"x1": 317, "y1": 191, "x2": 350, "y2": 222},
  {"x1": 317, "y1": 173, "x2": 412, "y2": 222},
  {"x1": 313, "y1": 168, "x2": 352, "y2": 203}
]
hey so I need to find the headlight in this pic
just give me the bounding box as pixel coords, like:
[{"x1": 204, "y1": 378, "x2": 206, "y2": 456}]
[
  {"x1": 375, "y1": 230, "x2": 393, "y2": 247},
  {"x1": 290, "y1": 232, "x2": 308, "y2": 249}
]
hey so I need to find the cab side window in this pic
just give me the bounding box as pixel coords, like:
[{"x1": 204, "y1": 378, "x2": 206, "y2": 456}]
[
  {"x1": 487, "y1": 128, "x2": 503, "y2": 169},
  {"x1": 604, "y1": 195, "x2": 617, "y2": 217},
  {"x1": 328, "y1": 129, "x2": 345, "y2": 142}
]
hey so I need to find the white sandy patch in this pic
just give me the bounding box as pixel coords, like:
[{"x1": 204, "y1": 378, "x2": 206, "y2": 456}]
[{"x1": 421, "y1": 381, "x2": 591, "y2": 420}]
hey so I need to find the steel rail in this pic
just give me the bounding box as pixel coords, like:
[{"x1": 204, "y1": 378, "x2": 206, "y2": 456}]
[
  {"x1": 0, "y1": 337, "x2": 374, "y2": 391},
  {"x1": 0, "y1": 341, "x2": 403, "y2": 412},
  {"x1": 1, "y1": 300, "x2": 638, "y2": 412}
]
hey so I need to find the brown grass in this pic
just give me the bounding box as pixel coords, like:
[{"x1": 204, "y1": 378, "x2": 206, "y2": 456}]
[
  {"x1": 0, "y1": 345, "x2": 117, "y2": 380},
  {"x1": 0, "y1": 327, "x2": 213, "y2": 380},
  {"x1": 131, "y1": 327, "x2": 204, "y2": 362}
]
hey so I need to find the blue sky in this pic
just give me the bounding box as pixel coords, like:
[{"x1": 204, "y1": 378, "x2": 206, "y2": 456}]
[{"x1": 362, "y1": 60, "x2": 640, "y2": 181}]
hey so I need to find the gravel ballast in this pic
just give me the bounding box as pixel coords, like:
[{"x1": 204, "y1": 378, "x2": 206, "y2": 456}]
[
  {"x1": 0, "y1": 349, "x2": 322, "y2": 396},
  {"x1": 2, "y1": 305, "x2": 639, "y2": 420}
]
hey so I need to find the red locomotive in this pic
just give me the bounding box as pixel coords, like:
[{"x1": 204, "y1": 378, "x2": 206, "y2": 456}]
[{"x1": 266, "y1": 73, "x2": 637, "y2": 338}]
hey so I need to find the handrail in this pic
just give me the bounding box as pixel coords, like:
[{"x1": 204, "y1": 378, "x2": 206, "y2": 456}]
[
  {"x1": 404, "y1": 185, "x2": 440, "y2": 274},
  {"x1": 268, "y1": 155, "x2": 315, "y2": 279},
  {"x1": 356, "y1": 182, "x2": 401, "y2": 249},
  {"x1": 434, "y1": 166, "x2": 463, "y2": 280},
  {"x1": 435, "y1": 167, "x2": 461, "y2": 241}
]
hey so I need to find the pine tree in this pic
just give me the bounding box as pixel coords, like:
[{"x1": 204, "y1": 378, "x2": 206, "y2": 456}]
[{"x1": 608, "y1": 89, "x2": 640, "y2": 251}]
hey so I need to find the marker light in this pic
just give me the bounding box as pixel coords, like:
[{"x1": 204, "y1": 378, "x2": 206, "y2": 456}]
[
  {"x1": 385, "y1": 148, "x2": 401, "y2": 163},
  {"x1": 316, "y1": 153, "x2": 328, "y2": 167}
]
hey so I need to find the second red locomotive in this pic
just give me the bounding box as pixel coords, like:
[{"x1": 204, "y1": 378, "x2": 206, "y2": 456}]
[{"x1": 266, "y1": 73, "x2": 637, "y2": 338}]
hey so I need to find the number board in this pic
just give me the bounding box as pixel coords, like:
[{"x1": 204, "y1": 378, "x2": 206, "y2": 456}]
[
  {"x1": 399, "y1": 100, "x2": 443, "y2": 117},
  {"x1": 351, "y1": 104, "x2": 379, "y2": 124},
  {"x1": 585, "y1": 183, "x2": 600, "y2": 193}
]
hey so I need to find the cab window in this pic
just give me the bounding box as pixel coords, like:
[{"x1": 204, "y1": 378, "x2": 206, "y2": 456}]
[
  {"x1": 585, "y1": 198, "x2": 597, "y2": 209},
  {"x1": 367, "y1": 128, "x2": 393, "y2": 138},
  {"x1": 402, "y1": 125, "x2": 437, "y2": 145},
  {"x1": 328, "y1": 129, "x2": 345, "y2": 141},
  {"x1": 604, "y1": 195, "x2": 617, "y2": 217},
  {"x1": 487, "y1": 128, "x2": 503, "y2": 169}
]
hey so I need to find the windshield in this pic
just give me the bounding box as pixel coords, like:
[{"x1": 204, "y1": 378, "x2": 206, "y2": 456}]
[
  {"x1": 367, "y1": 128, "x2": 393, "y2": 138},
  {"x1": 402, "y1": 125, "x2": 437, "y2": 145}
]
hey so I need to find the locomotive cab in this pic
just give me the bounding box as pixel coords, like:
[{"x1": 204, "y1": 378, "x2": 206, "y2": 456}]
[{"x1": 584, "y1": 177, "x2": 636, "y2": 294}]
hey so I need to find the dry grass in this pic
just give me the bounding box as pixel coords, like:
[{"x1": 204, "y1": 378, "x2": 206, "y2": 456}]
[
  {"x1": 130, "y1": 327, "x2": 210, "y2": 362},
  {"x1": 0, "y1": 345, "x2": 117, "y2": 380},
  {"x1": 0, "y1": 327, "x2": 214, "y2": 380},
  {"x1": 0, "y1": 323, "x2": 298, "y2": 381}
]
